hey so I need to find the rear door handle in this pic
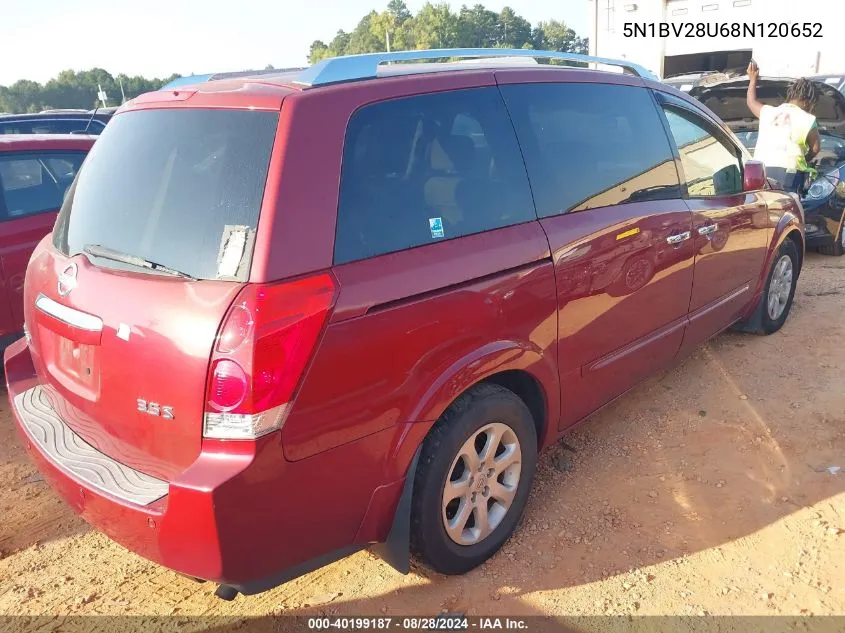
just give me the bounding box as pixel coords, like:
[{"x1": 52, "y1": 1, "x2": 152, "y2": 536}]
[
  {"x1": 698, "y1": 224, "x2": 718, "y2": 236},
  {"x1": 666, "y1": 231, "x2": 691, "y2": 245}
]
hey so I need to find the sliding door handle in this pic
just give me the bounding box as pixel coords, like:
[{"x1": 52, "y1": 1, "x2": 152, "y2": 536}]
[{"x1": 666, "y1": 231, "x2": 692, "y2": 245}]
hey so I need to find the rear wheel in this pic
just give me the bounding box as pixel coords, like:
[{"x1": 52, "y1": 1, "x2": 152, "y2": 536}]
[
  {"x1": 410, "y1": 384, "x2": 537, "y2": 575},
  {"x1": 818, "y1": 220, "x2": 844, "y2": 256},
  {"x1": 733, "y1": 238, "x2": 799, "y2": 335}
]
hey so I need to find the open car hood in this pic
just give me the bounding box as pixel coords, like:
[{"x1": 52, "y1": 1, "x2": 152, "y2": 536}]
[{"x1": 688, "y1": 77, "x2": 845, "y2": 137}]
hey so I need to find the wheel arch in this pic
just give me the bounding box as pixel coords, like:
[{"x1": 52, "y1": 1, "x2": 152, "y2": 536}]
[
  {"x1": 369, "y1": 359, "x2": 558, "y2": 575},
  {"x1": 407, "y1": 341, "x2": 560, "y2": 451},
  {"x1": 784, "y1": 227, "x2": 805, "y2": 272},
  {"x1": 480, "y1": 369, "x2": 548, "y2": 451}
]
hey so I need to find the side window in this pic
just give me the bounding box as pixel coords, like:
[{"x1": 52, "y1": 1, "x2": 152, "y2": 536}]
[
  {"x1": 499, "y1": 82, "x2": 681, "y2": 217},
  {"x1": 0, "y1": 152, "x2": 86, "y2": 219},
  {"x1": 334, "y1": 87, "x2": 535, "y2": 265},
  {"x1": 0, "y1": 122, "x2": 29, "y2": 135},
  {"x1": 86, "y1": 120, "x2": 107, "y2": 135},
  {"x1": 662, "y1": 108, "x2": 743, "y2": 197},
  {"x1": 31, "y1": 120, "x2": 86, "y2": 134}
]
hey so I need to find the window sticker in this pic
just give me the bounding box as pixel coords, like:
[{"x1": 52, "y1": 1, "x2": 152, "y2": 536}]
[
  {"x1": 217, "y1": 225, "x2": 251, "y2": 279},
  {"x1": 429, "y1": 217, "x2": 445, "y2": 239}
]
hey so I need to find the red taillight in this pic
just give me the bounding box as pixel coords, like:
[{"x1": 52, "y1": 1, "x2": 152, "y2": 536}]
[
  {"x1": 209, "y1": 359, "x2": 249, "y2": 411},
  {"x1": 217, "y1": 304, "x2": 254, "y2": 353},
  {"x1": 203, "y1": 273, "x2": 337, "y2": 439}
]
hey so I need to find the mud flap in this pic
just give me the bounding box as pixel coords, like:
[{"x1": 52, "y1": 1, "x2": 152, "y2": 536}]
[
  {"x1": 370, "y1": 447, "x2": 421, "y2": 574},
  {"x1": 730, "y1": 297, "x2": 764, "y2": 334}
]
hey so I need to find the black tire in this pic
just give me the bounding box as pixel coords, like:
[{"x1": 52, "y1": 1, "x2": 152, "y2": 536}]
[
  {"x1": 817, "y1": 220, "x2": 844, "y2": 256},
  {"x1": 410, "y1": 383, "x2": 538, "y2": 575},
  {"x1": 733, "y1": 238, "x2": 800, "y2": 335}
]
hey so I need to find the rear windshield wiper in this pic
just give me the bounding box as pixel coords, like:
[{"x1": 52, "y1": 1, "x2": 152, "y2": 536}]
[{"x1": 83, "y1": 243, "x2": 196, "y2": 280}]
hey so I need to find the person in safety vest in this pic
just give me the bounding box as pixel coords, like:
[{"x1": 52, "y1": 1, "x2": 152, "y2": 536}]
[{"x1": 746, "y1": 60, "x2": 821, "y2": 193}]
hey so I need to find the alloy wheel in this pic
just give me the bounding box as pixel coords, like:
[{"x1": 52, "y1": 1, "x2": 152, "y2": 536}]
[
  {"x1": 441, "y1": 422, "x2": 522, "y2": 546},
  {"x1": 767, "y1": 254, "x2": 793, "y2": 320}
]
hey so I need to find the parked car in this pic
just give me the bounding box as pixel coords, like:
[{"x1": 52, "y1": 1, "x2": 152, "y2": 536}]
[
  {"x1": 0, "y1": 111, "x2": 112, "y2": 135},
  {"x1": 811, "y1": 74, "x2": 845, "y2": 97},
  {"x1": 5, "y1": 48, "x2": 804, "y2": 600},
  {"x1": 0, "y1": 134, "x2": 93, "y2": 347},
  {"x1": 687, "y1": 76, "x2": 845, "y2": 255}
]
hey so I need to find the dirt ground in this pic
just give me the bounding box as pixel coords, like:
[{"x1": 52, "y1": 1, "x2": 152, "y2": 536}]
[{"x1": 1, "y1": 251, "x2": 844, "y2": 628}]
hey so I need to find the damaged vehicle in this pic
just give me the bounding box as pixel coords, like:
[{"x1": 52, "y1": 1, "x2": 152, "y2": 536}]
[{"x1": 687, "y1": 76, "x2": 845, "y2": 255}]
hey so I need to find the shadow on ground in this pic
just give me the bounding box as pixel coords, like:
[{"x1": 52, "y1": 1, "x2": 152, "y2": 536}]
[
  {"x1": 2, "y1": 254, "x2": 845, "y2": 622},
  {"x1": 239, "y1": 252, "x2": 845, "y2": 618}
]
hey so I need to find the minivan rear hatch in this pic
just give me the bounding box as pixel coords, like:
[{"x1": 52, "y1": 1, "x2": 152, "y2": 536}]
[{"x1": 27, "y1": 106, "x2": 279, "y2": 480}]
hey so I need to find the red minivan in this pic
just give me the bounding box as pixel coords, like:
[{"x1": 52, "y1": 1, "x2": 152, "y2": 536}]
[
  {"x1": 0, "y1": 135, "x2": 93, "y2": 348},
  {"x1": 5, "y1": 50, "x2": 804, "y2": 599}
]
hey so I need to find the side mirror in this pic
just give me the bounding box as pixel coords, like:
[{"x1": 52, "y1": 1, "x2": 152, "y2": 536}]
[{"x1": 744, "y1": 160, "x2": 767, "y2": 191}]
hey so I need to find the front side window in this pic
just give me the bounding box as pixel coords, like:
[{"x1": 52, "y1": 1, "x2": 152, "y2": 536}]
[
  {"x1": 499, "y1": 82, "x2": 681, "y2": 217},
  {"x1": 0, "y1": 151, "x2": 86, "y2": 219},
  {"x1": 334, "y1": 87, "x2": 535, "y2": 265},
  {"x1": 662, "y1": 108, "x2": 743, "y2": 197}
]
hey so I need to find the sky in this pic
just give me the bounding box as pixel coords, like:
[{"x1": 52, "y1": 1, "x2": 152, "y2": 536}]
[{"x1": 0, "y1": 0, "x2": 588, "y2": 86}]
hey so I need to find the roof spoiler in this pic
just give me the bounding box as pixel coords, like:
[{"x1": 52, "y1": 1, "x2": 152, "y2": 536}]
[{"x1": 293, "y1": 48, "x2": 658, "y2": 87}]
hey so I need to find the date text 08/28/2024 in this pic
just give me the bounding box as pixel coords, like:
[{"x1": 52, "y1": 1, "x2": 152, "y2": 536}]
[
  {"x1": 623, "y1": 22, "x2": 823, "y2": 38},
  {"x1": 307, "y1": 618, "x2": 529, "y2": 630}
]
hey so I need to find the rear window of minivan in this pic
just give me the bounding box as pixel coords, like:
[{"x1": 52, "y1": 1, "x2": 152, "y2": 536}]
[{"x1": 53, "y1": 108, "x2": 278, "y2": 281}]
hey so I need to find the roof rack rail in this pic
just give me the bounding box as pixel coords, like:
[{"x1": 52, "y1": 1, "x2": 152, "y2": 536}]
[{"x1": 294, "y1": 48, "x2": 657, "y2": 87}]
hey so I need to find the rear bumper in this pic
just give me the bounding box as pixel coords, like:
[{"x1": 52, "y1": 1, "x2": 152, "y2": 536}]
[
  {"x1": 6, "y1": 335, "x2": 229, "y2": 580},
  {"x1": 5, "y1": 337, "x2": 419, "y2": 589}
]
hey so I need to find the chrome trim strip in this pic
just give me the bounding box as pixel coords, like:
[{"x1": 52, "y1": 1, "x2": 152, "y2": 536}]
[
  {"x1": 35, "y1": 293, "x2": 103, "y2": 332},
  {"x1": 688, "y1": 283, "x2": 752, "y2": 322}
]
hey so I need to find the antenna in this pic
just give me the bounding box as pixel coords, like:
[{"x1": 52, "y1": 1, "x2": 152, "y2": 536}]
[{"x1": 80, "y1": 106, "x2": 99, "y2": 135}]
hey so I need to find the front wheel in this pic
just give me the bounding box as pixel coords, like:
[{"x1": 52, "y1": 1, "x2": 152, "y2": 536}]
[
  {"x1": 410, "y1": 384, "x2": 538, "y2": 575},
  {"x1": 734, "y1": 238, "x2": 800, "y2": 335}
]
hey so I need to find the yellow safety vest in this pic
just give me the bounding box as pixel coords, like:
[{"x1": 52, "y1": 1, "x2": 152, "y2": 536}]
[{"x1": 753, "y1": 103, "x2": 817, "y2": 174}]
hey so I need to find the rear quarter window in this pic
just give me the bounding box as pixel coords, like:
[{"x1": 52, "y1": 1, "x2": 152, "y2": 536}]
[{"x1": 334, "y1": 87, "x2": 536, "y2": 265}]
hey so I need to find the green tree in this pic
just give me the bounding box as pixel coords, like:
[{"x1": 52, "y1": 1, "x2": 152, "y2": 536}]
[
  {"x1": 346, "y1": 12, "x2": 384, "y2": 55},
  {"x1": 308, "y1": 2, "x2": 588, "y2": 66},
  {"x1": 412, "y1": 3, "x2": 459, "y2": 49},
  {"x1": 533, "y1": 20, "x2": 587, "y2": 53},
  {"x1": 330, "y1": 30, "x2": 352, "y2": 56},
  {"x1": 497, "y1": 7, "x2": 532, "y2": 48},
  {"x1": 309, "y1": 40, "x2": 330, "y2": 64},
  {"x1": 457, "y1": 4, "x2": 500, "y2": 48},
  {"x1": 371, "y1": 1, "x2": 415, "y2": 51},
  {"x1": 0, "y1": 70, "x2": 180, "y2": 113},
  {"x1": 386, "y1": 0, "x2": 412, "y2": 23}
]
